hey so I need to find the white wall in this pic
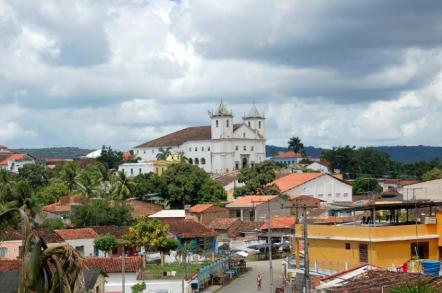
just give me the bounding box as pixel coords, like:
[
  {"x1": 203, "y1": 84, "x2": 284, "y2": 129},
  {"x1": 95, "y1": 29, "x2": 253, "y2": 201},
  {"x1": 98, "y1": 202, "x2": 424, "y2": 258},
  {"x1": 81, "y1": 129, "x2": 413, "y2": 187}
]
[
  {"x1": 287, "y1": 175, "x2": 352, "y2": 203},
  {"x1": 118, "y1": 163, "x2": 154, "y2": 177},
  {"x1": 307, "y1": 162, "x2": 330, "y2": 173},
  {"x1": 106, "y1": 273, "x2": 188, "y2": 293},
  {"x1": 402, "y1": 179, "x2": 442, "y2": 201},
  {"x1": 65, "y1": 239, "x2": 98, "y2": 257},
  {"x1": 7, "y1": 159, "x2": 35, "y2": 173}
]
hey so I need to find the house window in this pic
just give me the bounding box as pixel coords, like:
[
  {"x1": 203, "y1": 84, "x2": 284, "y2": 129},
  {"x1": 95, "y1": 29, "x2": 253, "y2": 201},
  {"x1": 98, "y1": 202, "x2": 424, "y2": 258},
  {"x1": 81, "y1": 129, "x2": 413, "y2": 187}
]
[
  {"x1": 343, "y1": 193, "x2": 349, "y2": 197},
  {"x1": 336, "y1": 193, "x2": 341, "y2": 198},
  {"x1": 235, "y1": 146, "x2": 239, "y2": 151},
  {"x1": 202, "y1": 147, "x2": 204, "y2": 151},
  {"x1": 328, "y1": 194, "x2": 332, "y2": 198},
  {"x1": 251, "y1": 146, "x2": 254, "y2": 151},
  {"x1": 235, "y1": 162, "x2": 239, "y2": 170},
  {"x1": 216, "y1": 120, "x2": 219, "y2": 127},
  {"x1": 152, "y1": 149, "x2": 154, "y2": 153},
  {"x1": 208, "y1": 147, "x2": 210, "y2": 151},
  {"x1": 201, "y1": 158, "x2": 206, "y2": 165},
  {"x1": 189, "y1": 147, "x2": 191, "y2": 152},
  {"x1": 188, "y1": 158, "x2": 193, "y2": 164},
  {"x1": 139, "y1": 168, "x2": 142, "y2": 174},
  {"x1": 243, "y1": 146, "x2": 246, "y2": 151},
  {"x1": 248, "y1": 121, "x2": 251, "y2": 127},
  {"x1": 236, "y1": 210, "x2": 241, "y2": 218},
  {"x1": 130, "y1": 168, "x2": 133, "y2": 175},
  {"x1": 0, "y1": 247, "x2": 7, "y2": 258},
  {"x1": 195, "y1": 147, "x2": 197, "y2": 152},
  {"x1": 259, "y1": 121, "x2": 261, "y2": 129},
  {"x1": 345, "y1": 243, "x2": 351, "y2": 250},
  {"x1": 75, "y1": 246, "x2": 85, "y2": 257},
  {"x1": 226, "y1": 120, "x2": 229, "y2": 127},
  {"x1": 243, "y1": 133, "x2": 246, "y2": 138},
  {"x1": 195, "y1": 158, "x2": 199, "y2": 165},
  {"x1": 143, "y1": 150, "x2": 146, "y2": 154},
  {"x1": 318, "y1": 194, "x2": 323, "y2": 198},
  {"x1": 411, "y1": 242, "x2": 429, "y2": 259}
]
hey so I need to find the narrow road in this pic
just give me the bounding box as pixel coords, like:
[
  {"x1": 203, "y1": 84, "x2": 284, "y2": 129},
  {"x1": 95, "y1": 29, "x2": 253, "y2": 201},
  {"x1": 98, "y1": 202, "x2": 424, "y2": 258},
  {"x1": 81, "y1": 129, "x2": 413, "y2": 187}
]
[{"x1": 217, "y1": 259, "x2": 285, "y2": 293}]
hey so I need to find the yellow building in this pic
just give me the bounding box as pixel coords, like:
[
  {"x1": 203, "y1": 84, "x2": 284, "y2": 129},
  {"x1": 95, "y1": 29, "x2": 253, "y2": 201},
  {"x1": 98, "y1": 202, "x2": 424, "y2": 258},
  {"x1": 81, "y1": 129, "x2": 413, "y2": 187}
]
[
  {"x1": 295, "y1": 202, "x2": 442, "y2": 271},
  {"x1": 154, "y1": 154, "x2": 181, "y2": 176}
]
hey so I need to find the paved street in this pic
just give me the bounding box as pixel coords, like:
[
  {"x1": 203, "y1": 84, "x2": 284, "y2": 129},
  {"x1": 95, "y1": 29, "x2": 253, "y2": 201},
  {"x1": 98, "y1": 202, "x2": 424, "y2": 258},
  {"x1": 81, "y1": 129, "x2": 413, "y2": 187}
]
[{"x1": 217, "y1": 259, "x2": 285, "y2": 293}]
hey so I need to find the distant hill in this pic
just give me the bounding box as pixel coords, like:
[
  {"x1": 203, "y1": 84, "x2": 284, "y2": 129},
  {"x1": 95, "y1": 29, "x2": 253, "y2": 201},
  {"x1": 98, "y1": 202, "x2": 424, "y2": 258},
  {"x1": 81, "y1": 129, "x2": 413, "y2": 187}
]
[
  {"x1": 13, "y1": 147, "x2": 95, "y2": 159},
  {"x1": 266, "y1": 145, "x2": 442, "y2": 163}
]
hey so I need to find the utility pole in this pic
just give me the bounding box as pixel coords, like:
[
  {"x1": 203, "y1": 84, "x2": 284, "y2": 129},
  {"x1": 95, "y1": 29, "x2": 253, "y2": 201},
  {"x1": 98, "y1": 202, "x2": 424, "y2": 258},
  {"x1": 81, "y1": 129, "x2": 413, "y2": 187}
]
[
  {"x1": 122, "y1": 250, "x2": 126, "y2": 293},
  {"x1": 303, "y1": 206, "x2": 310, "y2": 293},
  {"x1": 267, "y1": 200, "x2": 274, "y2": 293}
]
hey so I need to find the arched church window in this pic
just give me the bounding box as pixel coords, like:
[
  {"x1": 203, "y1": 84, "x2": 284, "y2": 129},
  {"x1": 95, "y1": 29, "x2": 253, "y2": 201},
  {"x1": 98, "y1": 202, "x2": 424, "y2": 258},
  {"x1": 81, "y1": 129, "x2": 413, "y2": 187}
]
[
  {"x1": 226, "y1": 120, "x2": 229, "y2": 127},
  {"x1": 208, "y1": 147, "x2": 211, "y2": 151},
  {"x1": 216, "y1": 120, "x2": 219, "y2": 127},
  {"x1": 235, "y1": 146, "x2": 239, "y2": 151},
  {"x1": 243, "y1": 133, "x2": 246, "y2": 138},
  {"x1": 195, "y1": 158, "x2": 199, "y2": 165},
  {"x1": 248, "y1": 121, "x2": 251, "y2": 127},
  {"x1": 243, "y1": 146, "x2": 246, "y2": 151},
  {"x1": 188, "y1": 158, "x2": 193, "y2": 164},
  {"x1": 258, "y1": 121, "x2": 261, "y2": 129},
  {"x1": 201, "y1": 158, "x2": 206, "y2": 165},
  {"x1": 251, "y1": 146, "x2": 254, "y2": 151}
]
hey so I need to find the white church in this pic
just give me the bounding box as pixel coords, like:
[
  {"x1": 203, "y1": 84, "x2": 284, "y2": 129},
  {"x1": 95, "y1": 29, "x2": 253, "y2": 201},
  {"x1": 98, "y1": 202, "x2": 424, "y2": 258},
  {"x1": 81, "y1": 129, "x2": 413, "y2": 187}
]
[{"x1": 133, "y1": 102, "x2": 266, "y2": 175}]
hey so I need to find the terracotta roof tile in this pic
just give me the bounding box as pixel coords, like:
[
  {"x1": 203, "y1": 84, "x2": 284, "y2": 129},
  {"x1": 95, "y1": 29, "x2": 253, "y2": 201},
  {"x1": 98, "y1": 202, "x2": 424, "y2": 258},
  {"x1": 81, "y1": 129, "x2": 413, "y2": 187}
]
[
  {"x1": 90, "y1": 226, "x2": 129, "y2": 239},
  {"x1": 36, "y1": 229, "x2": 64, "y2": 243},
  {"x1": 226, "y1": 195, "x2": 277, "y2": 208},
  {"x1": 208, "y1": 218, "x2": 241, "y2": 231},
  {"x1": 84, "y1": 257, "x2": 143, "y2": 273},
  {"x1": 0, "y1": 153, "x2": 29, "y2": 165},
  {"x1": 271, "y1": 173, "x2": 324, "y2": 192},
  {"x1": 160, "y1": 218, "x2": 216, "y2": 238},
  {"x1": 260, "y1": 216, "x2": 296, "y2": 230},
  {"x1": 135, "y1": 125, "x2": 241, "y2": 148},
  {"x1": 329, "y1": 270, "x2": 442, "y2": 292},
  {"x1": 42, "y1": 196, "x2": 84, "y2": 213},
  {"x1": 55, "y1": 228, "x2": 97, "y2": 240},
  {"x1": 189, "y1": 204, "x2": 214, "y2": 213},
  {"x1": 125, "y1": 199, "x2": 162, "y2": 217},
  {"x1": 273, "y1": 151, "x2": 303, "y2": 159},
  {"x1": 0, "y1": 260, "x2": 22, "y2": 272}
]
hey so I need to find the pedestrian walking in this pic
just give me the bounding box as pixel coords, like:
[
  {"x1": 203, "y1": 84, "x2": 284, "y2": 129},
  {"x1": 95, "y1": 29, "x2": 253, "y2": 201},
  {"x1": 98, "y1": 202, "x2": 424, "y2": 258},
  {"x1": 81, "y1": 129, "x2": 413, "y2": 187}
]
[{"x1": 257, "y1": 274, "x2": 263, "y2": 290}]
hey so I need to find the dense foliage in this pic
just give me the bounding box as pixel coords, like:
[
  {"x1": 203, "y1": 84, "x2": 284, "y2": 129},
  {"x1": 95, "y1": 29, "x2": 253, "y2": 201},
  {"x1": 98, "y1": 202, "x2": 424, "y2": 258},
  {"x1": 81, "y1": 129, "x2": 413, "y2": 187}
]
[
  {"x1": 321, "y1": 146, "x2": 442, "y2": 179},
  {"x1": 71, "y1": 199, "x2": 133, "y2": 227},
  {"x1": 94, "y1": 234, "x2": 118, "y2": 256},
  {"x1": 234, "y1": 161, "x2": 281, "y2": 197},
  {"x1": 352, "y1": 176, "x2": 383, "y2": 195}
]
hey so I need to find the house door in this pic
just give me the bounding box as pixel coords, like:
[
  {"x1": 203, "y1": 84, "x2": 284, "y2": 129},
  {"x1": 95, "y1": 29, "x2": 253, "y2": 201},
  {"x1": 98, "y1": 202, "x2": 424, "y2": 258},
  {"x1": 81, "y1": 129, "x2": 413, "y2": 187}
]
[
  {"x1": 359, "y1": 243, "x2": 368, "y2": 263},
  {"x1": 242, "y1": 157, "x2": 248, "y2": 169}
]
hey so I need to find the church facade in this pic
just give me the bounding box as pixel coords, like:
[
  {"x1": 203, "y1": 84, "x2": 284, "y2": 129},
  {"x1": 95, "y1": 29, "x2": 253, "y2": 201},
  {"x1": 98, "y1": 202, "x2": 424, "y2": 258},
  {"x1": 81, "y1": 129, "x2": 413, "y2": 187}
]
[{"x1": 133, "y1": 102, "x2": 266, "y2": 175}]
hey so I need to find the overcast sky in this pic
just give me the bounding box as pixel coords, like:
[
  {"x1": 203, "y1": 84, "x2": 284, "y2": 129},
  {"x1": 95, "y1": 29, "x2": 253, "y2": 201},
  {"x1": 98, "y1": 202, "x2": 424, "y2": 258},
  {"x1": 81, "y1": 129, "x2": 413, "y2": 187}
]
[{"x1": 1, "y1": 0, "x2": 442, "y2": 150}]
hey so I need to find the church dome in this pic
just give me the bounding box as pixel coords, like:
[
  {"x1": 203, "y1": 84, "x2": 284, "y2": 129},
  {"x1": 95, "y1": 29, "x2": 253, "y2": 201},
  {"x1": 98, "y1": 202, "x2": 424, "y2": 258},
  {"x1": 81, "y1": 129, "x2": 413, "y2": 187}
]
[
  {"x1": 244, "y1": 104, "x2": 264, "y2": 119},
  {"x1": 212, "y1": 101, "x2": 233, "y2": 117}
]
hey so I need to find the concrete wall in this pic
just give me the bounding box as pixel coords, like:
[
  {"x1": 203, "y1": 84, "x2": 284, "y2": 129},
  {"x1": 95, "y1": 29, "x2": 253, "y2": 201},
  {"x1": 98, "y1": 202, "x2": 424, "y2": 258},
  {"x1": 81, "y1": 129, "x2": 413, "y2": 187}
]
[
  {"x1": 288, "y1": 175, "x2": 352, "y2": 203},
  {"x1": 0, "y1": 240, "x2": 21, "y2": 259},
  {"x1": 118, "y1": 162, "x2": 154, "y2": 177},
  {"x1": 402, "y1": 179, "x2": 442, "y2": 201}
]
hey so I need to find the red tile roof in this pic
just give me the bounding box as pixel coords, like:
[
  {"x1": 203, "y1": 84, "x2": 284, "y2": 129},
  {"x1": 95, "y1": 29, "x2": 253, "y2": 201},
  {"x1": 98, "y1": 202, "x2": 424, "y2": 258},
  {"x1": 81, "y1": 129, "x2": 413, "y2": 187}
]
[
  {"x1": 160, "y1": 218, "x2": 216, "y2": 238},
  {"x1": 135, "y1": 125, "x2": 241, "y2": 148},
  {"x1": 91, "y1": 226, "x2": 129, "y2": 239},
  {"x1": 189, "y1": 204, "x2": 214, "y2": 213},
  {"x1": 0, "y1": 153, "x2": 29, "y2": 165},
  {"x1": 0, "y1": 260, "x2": 22, "y2": 272},
  {"x1": 273, "y1": 151, "x2": 303, "y2": 159},
  {"x1": 55, "y1": 228, "x2": 97, "y2": 240},
  {"x1": 271, "y1": 173, "x2": 324, "y2": 192},
  {"x1": 42, "y1": 196, "x2": 84, "y2": 213},
  {"x1": 122, "y1": 151, "x2": 131, "y2": 161},
  {"x1": 208, "y1": 218, "x2": 241, "y2": 231},
  {"x1": 260, "y1": 216, "x2": 296, "y2": 230},
  {"x1": 125, "y1": 199, "x2": 162, "y2": 217},
  {"x1": 84, "y1": 257, "x2": 143, "y2": 273},
  {"x1": 226, "y1": 195, "x2": 277, "y2": 208},
  {"x1": 329, "y1": 270, "x2": 442, "y2": 292}
]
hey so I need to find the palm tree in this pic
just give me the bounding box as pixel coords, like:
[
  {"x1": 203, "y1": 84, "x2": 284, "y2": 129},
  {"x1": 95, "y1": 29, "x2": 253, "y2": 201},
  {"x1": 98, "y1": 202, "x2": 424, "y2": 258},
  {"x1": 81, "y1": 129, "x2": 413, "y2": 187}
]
[
  {"x1": 59, "y1": 162, "x2": 79, "y2": 192},
  {"x1": 176, "y1": 151, "x2": 189, "y2": 163},
  {"x1": 156, "y1": 147, "x2": 172, "y2": 160},
  {"x1": 0, "y1": 207, "x2": 85, "y2": 292},
  {"x1": 0, "y1": 169, "x2": 14, "y2": 201},
  {"x1": 75, "y1": 173, "x2": 99, "y2": 198},
  {"x1": 111, "y1": 171, "x2": 135, "y2": 200},
  {"x1": 288, "y1": 136, "x2": 304, "y2": 153}
]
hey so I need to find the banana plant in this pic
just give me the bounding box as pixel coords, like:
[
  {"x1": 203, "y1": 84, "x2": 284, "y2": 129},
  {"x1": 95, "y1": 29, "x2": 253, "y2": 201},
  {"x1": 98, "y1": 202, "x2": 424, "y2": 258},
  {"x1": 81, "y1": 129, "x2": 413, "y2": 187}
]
[{"x1": 0, "y1": 207, "x2": 85, "y2": 293}]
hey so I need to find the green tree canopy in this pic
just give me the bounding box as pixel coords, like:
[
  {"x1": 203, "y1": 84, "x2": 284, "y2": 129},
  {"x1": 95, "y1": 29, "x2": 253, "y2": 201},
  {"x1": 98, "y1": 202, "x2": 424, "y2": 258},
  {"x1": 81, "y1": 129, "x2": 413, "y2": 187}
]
[
  {"x1": 97, "y1": 145, "x2": 123, "y2": 170},
  {"x1": 288, "y1": 137, "x2": 304, "y2": 153},
  {"x1": 234, "y1": 161, "x2": 281, "y2": 197},
  {"x1": 111, "y1": 171, "x2": 135, "y2": 200},
  {"x1": 132, "y1": 172, "x2": 166, "y2": 198},
  {"x1": 352, "y1": 176, "x2": 382, "y2": 195},
  {"x1": 17, "y1": 164, "x2": 49, "y2": 189},
  {"x1": 94, "y1": 234, "x2": 118, "y2": 256},
  {"x1": 421, "y1": 167, "x2": 442, "y2": 182},
  {"x1": 41, "y1": 217, "x2": 65, "y2": 230},
  {"x1": 57, "y1": 161, "x2": 79, "y2": 192},
  {"x1": 71, "y1": 199, "x2": 133, "y2": 227},
  {"x1": 156, "y1": 147, "x2": 172, "y2": 160},
  {"x1": 161, "y1": 163, "x2": 226, "y2": 207},
  {"x1": 36, "y1": 182, "x2": 69, "y2": 205}
]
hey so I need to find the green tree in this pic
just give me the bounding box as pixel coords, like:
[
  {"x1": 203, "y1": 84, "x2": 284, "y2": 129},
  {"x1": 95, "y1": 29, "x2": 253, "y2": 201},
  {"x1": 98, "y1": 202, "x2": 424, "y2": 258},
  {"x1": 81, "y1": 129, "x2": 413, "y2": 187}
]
[
  {"x1": 320, "y1": 146, "x2": 357, "y2": 177},
  {"x1": 71, "y1": 199, "x2": 133, "y2": 227},
  {"x1": 36, "y1": 182, "x2": 69, "y2": 205},
  {"x1": 132, "y1": 172, "x2": 165, "y2": 198},
  {"x1": 94, "y1": 234, "x2": 118, "y2": 257},
  {"x1": 156, "y1": 147, "x2": 172, "y2": 160},
  {"x1": 288, "y1": 137, "x2": 304, "y2": 153},
  {"x1": 352, "y1": 176, "x2": 382, "y2": 195},
  {"x1": 161, "y1": 163, "x2": 226, "y2": 207},
  {"x1": 41, "y1": 217, "x2": 65, "y2": 230},
  {"x1": 353, "y1": 147, "x2": 391, "y2": 178},
  {"x1": 18, "y1": 164, "x2": 49, "y2": 189},
  {"x1": 0, "y1": 208, "x2": 85, "y2": 293},
  {"x1": 124, "y1": 216, "x2": 170, "y2": 265},
  {"x1": 92, "y1": 162, "x2": 113, "y2": 197},
  {"x1": 111, "y1": 171, "x2": 136, "y2": 200},
  {"x1": 125, "y1": 150, "x2": 141, "y2": 163},
  {"x1": 421, "y1": 167, "x2": 442, "y2": 182},
  {"x1": 58, "y1": 161, "x2": 79, "y2": 192},
  {"x1": 97, "y1": 145, "x2": 123, "y2": 170},
  {"x1": 76, "y1": 171, "x2": 99, "y2": 198},
  {"x1": 234, "y1": 161, "x2": 281, "y2": 197}
]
